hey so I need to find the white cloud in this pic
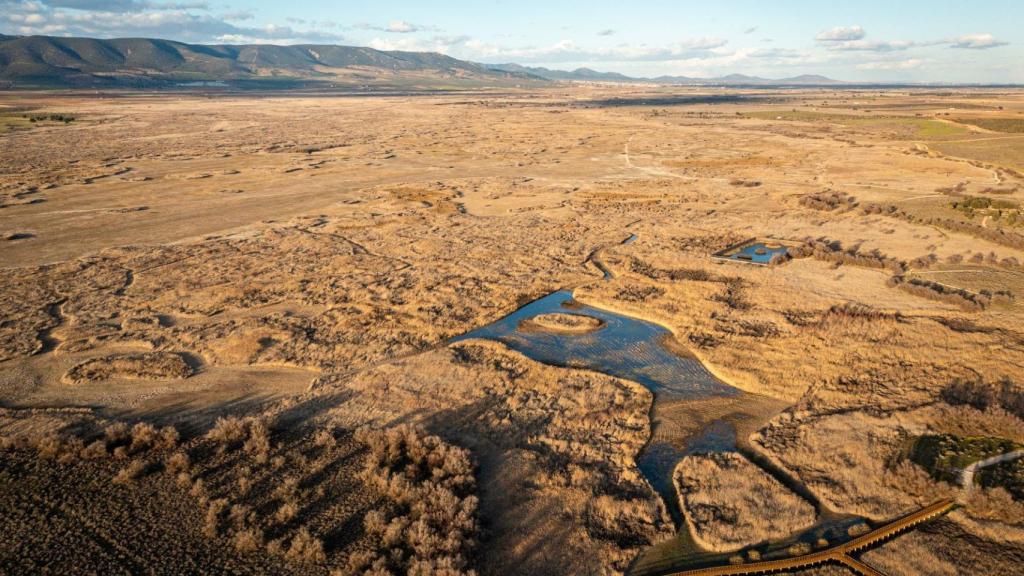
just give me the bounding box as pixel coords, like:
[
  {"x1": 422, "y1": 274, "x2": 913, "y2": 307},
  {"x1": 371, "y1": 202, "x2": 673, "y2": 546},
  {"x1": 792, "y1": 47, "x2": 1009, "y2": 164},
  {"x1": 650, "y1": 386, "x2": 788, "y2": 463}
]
[
  {"x1": 821, "y1": 32, "x2": 1007, "y2": 53},
  {"x1": 386, "y1": 20, "x2": 416, "y2": 33},
  {"x1": 368, "y1": 34, "x2": 731, "y2": 64},
  {"x1": 748, "y1": 47, "x2": 801, "y2": 58},
  {"x1": 38, "y1": 0, "x2": 209, "y2": 11},
  {"x1": 949, "y1": 33, "x2": 1008, "y2": 49},
  {"x1": 0, "y1": 1, "x2": 346, "y2": 44},
  {"x1": 815, "y1": 26, "x2": 865, "y2": 42},
  {"x1": 597, "y1": 29, "x2": 615, "y2": 36},
  {"x1": 856, "y1": 58, "x2": 923, "y2": 70},
  {"x1": 825, "y1": 39, "x2": 916, "y2": 52},
  {"x1": 353, "y1": 20, "x2": 438, "y2": 34}
]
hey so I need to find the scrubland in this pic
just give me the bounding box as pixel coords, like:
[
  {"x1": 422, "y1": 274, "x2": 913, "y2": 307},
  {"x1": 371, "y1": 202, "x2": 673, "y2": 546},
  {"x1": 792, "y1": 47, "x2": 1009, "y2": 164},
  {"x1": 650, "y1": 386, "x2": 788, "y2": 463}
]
[
  {"x1": 2, "y1": 87, "x2": 1024, "y2": 574},
  {"x1": 674, "y1": 451, "x2": 816, "y2": 552}
]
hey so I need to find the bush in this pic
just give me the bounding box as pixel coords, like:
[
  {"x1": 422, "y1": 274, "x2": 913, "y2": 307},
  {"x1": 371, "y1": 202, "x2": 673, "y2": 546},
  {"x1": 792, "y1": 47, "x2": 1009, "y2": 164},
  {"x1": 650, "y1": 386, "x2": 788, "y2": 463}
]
[
  {"x1": 243, "y1": 420, "x2": 272, "y2": 463},
  {"x1": 799, "y1": 190, "x2": 857, "y2": 211},
  {"x1": 889, "y1": 276, "x2": 1012, "y2": 311},
  {"x1": 165, "y1": 451, "x2": 190, "y2": 474},
  {"x1": 113, "y1": 459, "x2": 149, "y2": 484},
  {"x1": 130, "y1": 423, "x2": 158, "y2": 452},
  {"x1": 233, "y1": 527, "x2": 265, "y2": 552},
  {"x1": 207, "y1": 416, "x2": 247, "y2": 445},
  {"x1": 941, "y1": 378, "x2": 1024, "y2": 420},
  {"x1": 105, "y1": 422, "x2": 130, "y2": 444},
  {"x1": 286, "y1": 527, "x2": 326, "y2": 564},
  {"x1": 355, "y1": 425, "x2": 478, "y2": 575},
  {"x1": 788, "y1": 238, "x2": 905, "y2": 273}
]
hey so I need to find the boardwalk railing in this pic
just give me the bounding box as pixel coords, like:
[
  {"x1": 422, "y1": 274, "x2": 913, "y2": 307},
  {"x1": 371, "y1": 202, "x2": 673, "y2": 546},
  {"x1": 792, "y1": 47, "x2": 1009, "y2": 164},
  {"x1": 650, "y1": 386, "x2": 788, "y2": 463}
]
[{"x1": 665, "y1": 499, "x2": 955, "y2": 576}]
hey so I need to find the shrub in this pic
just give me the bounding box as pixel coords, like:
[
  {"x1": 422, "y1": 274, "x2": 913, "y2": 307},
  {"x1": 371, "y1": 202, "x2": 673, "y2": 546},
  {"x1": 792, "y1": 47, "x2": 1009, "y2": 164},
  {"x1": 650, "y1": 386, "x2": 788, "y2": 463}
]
[
  {"x1": 788, "y1": 542, "x2": 812, "y2": 556},
  {"x1": 165, "y1": 451, "x2": 190, "y2": 474},
  {"x1": 130, "y1": 423, "x2": 158, "y2": 452},
  {"x1": 35, "y1": 434, "x2": 63, "y2": 459},
  {"x1": 799, "y1": 190, "x2": 857, "y2": 211},
  {"x1": 81, "y1": 439, "x2": 108, "y2": 459},
  {"x1": 207, "y1": 416, "x2": 247, "y2": 445},
  {"x1": 941, "y1": 378, "x2": 1024, "y2": 420},
  {"x1": 233, "y1": 527, "x2": 265, "y2": 552},
  {"x1": 204, "y1": 498, "x2": 228, "y2": 538},
  {"x1": 244, "y1": 420, "x2": 272, "y2": 463},
  {"x1": 355, "y1": 425, "x2": 478, "y2": 575},
  {"x1": 788, "y1": 238, "x2": 906, "y2": 273},
  {"x1": 275, "y1": 501, "x2": 299, "y2": 524},
  {"x1": 888, "y1": 275, "x2": 1011, "y2": 311},
  {"x1": 159, "y1": 426, "x2": 180, "y2": 449},
  {"x1": 104, "y1": 422, "x2": 129, "y2": 444},
  {"x1": 286, "y1": 527, "x2": 326, "y2": 564},
  {"x1": 113, "y1": 459, "x2": 148, "y2": 484}
]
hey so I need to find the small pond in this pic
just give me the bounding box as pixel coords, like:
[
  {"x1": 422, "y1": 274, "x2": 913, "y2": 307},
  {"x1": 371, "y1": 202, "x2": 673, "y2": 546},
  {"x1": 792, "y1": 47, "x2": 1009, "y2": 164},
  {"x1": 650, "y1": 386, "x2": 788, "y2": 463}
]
[
  {"x1": 452, "y1": 290, "x2": 737, "y2": 400},
  {"x1": 723, "y1": 242, "x2": 788, "y2": 264}
]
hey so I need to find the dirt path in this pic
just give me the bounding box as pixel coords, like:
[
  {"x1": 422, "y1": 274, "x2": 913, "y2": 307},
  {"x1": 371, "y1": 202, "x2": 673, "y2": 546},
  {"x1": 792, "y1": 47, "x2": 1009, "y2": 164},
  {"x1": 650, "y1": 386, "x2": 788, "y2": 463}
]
[
  {"x1": 937, "y1": 134, "x2": 1024, "y2": 144},
  {"x1": 959, "y1": 450, "x2": 1024, "y2": 496}
]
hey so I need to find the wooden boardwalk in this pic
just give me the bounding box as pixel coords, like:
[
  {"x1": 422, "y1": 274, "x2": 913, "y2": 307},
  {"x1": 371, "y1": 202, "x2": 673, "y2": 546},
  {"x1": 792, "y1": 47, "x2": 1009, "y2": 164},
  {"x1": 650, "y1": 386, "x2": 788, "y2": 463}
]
[{"x1": 666, "y1": 499, "x2": 955, "y2": 576}]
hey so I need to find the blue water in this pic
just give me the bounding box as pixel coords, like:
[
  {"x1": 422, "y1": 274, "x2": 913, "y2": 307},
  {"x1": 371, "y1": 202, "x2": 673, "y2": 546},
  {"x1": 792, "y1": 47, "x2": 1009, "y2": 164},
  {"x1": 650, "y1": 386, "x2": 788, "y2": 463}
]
[
  {"x1": 452, "y1": 290, "x2": 736, "y2": 400},
  {"x1": 727, "y1": 242, "x2": 788, "y2": 264}
]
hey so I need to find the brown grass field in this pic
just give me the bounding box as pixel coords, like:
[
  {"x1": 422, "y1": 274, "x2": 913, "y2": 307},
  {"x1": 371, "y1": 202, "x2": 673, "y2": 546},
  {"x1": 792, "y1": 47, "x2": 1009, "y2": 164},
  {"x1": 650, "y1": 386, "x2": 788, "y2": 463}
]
[{"x1": 2, "y1": 86, "x2": 1024, "y2": 575}]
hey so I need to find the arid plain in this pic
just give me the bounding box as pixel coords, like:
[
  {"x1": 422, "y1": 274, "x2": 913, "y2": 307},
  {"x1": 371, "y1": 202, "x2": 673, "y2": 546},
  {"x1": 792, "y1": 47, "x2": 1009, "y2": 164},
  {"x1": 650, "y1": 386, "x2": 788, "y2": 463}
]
[{"x1": 2, "y1": 87, "x2": 1024, "y2": 575}]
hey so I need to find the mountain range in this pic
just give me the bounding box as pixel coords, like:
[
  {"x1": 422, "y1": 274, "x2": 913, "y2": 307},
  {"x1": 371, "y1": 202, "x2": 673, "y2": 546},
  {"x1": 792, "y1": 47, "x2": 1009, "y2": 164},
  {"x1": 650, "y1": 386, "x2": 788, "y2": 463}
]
[
  {"x1": 0, "y1": 34, "x2": 539, "y2": 88},
  {"x1": 488, "y1": 64, "x2": 842, "y2": 86},
  {"x1": 0, "y1": 33, "x2": 844, "y2": 89}
]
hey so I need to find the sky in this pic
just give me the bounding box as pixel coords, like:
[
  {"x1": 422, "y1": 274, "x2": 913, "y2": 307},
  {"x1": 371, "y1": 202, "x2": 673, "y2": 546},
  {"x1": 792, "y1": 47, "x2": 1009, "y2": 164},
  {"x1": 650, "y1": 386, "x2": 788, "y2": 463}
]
[{"x1": 2, "y1": 0, "x2": 1021, "y2": 83}]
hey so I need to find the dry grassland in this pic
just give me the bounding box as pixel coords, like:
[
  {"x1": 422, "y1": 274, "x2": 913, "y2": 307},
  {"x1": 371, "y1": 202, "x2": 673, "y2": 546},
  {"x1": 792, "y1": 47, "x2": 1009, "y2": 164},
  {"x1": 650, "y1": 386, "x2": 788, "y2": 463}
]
[
  {"x1": 2, "y1": 86, "x2": 1024, "y2": 574},
  {"x1": 675, "y1": 451, "x2": 816, "y2": 552}
]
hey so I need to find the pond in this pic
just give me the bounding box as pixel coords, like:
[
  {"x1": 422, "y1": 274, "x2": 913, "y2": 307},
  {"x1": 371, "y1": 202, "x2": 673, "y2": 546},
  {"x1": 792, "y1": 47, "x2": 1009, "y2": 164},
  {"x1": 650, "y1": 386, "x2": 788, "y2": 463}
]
[
  {"x1": 451, "y1": 290, "x2": 737, "y2": 400},
  {"x1": 451, "y1": 288, "x2": 740, "y2": 532},
  {"x1": 723, "y1": 242, "x2": 788, "y2": 265}
]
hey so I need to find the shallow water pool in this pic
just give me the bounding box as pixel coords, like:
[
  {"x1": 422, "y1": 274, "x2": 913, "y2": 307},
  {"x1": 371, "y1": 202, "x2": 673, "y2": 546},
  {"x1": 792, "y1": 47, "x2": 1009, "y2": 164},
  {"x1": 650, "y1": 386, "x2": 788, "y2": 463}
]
[{"x1": 452, "y1": 290, "x2": 736, "y2": 400}]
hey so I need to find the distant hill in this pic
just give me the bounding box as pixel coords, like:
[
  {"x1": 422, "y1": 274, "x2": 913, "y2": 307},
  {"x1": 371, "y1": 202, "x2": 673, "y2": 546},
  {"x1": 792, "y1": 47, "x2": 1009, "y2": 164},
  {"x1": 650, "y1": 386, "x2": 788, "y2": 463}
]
[
  {"x1": 489, "y1": 64, "x2": 637, "y2": 83},
  {"x1": 0, "y1": 34, "x2": 543, "y2": 89},
  {"x1": 491, "y1": 64, "x2": 843, "y2": 86},
  {"x1": 0, "y1": 32, "x2": 847, "y2": 89}
]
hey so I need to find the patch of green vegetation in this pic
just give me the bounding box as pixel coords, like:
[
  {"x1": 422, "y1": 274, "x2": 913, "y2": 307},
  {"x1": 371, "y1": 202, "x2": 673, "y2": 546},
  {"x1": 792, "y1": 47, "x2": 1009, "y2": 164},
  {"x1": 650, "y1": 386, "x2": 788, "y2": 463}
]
[
  {"x1": 912, "y1": 118, "x2": 967, "y2": 139},
  {"x1": 931, "y1": 138, "x2": 1024, "y2": 172},
  {"x1": 953, "y1": 117, "x2": 1024, "y2": 133},
  {"x1": 951, "y1": 195, "x2": 1022, "y2": 226},
  {"x1": 745, "y1": 110, "x2": 969, "y2": 140},
  {"x1": 977, "y1": 457, "x2": 1024, "y2": 500},
  {"x1": 1, "y1": 112, "x2": 76, "y2": 133},
  {"x1": 0, "y1": 114, "x2": 33, "y2": 133},
  {"x1": 909, "y1": 434, "x2": 1022, "y2": 483},
  {"x1": 28, "y1": 113, "x2": 75, "y2": 124}
]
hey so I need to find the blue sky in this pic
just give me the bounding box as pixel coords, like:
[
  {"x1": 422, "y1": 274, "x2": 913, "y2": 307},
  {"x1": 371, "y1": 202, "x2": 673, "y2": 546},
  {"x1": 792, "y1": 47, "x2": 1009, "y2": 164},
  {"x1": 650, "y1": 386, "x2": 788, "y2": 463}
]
[{"x1": 2, "y1": 0, "x2": 1020, "y2": 82}]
